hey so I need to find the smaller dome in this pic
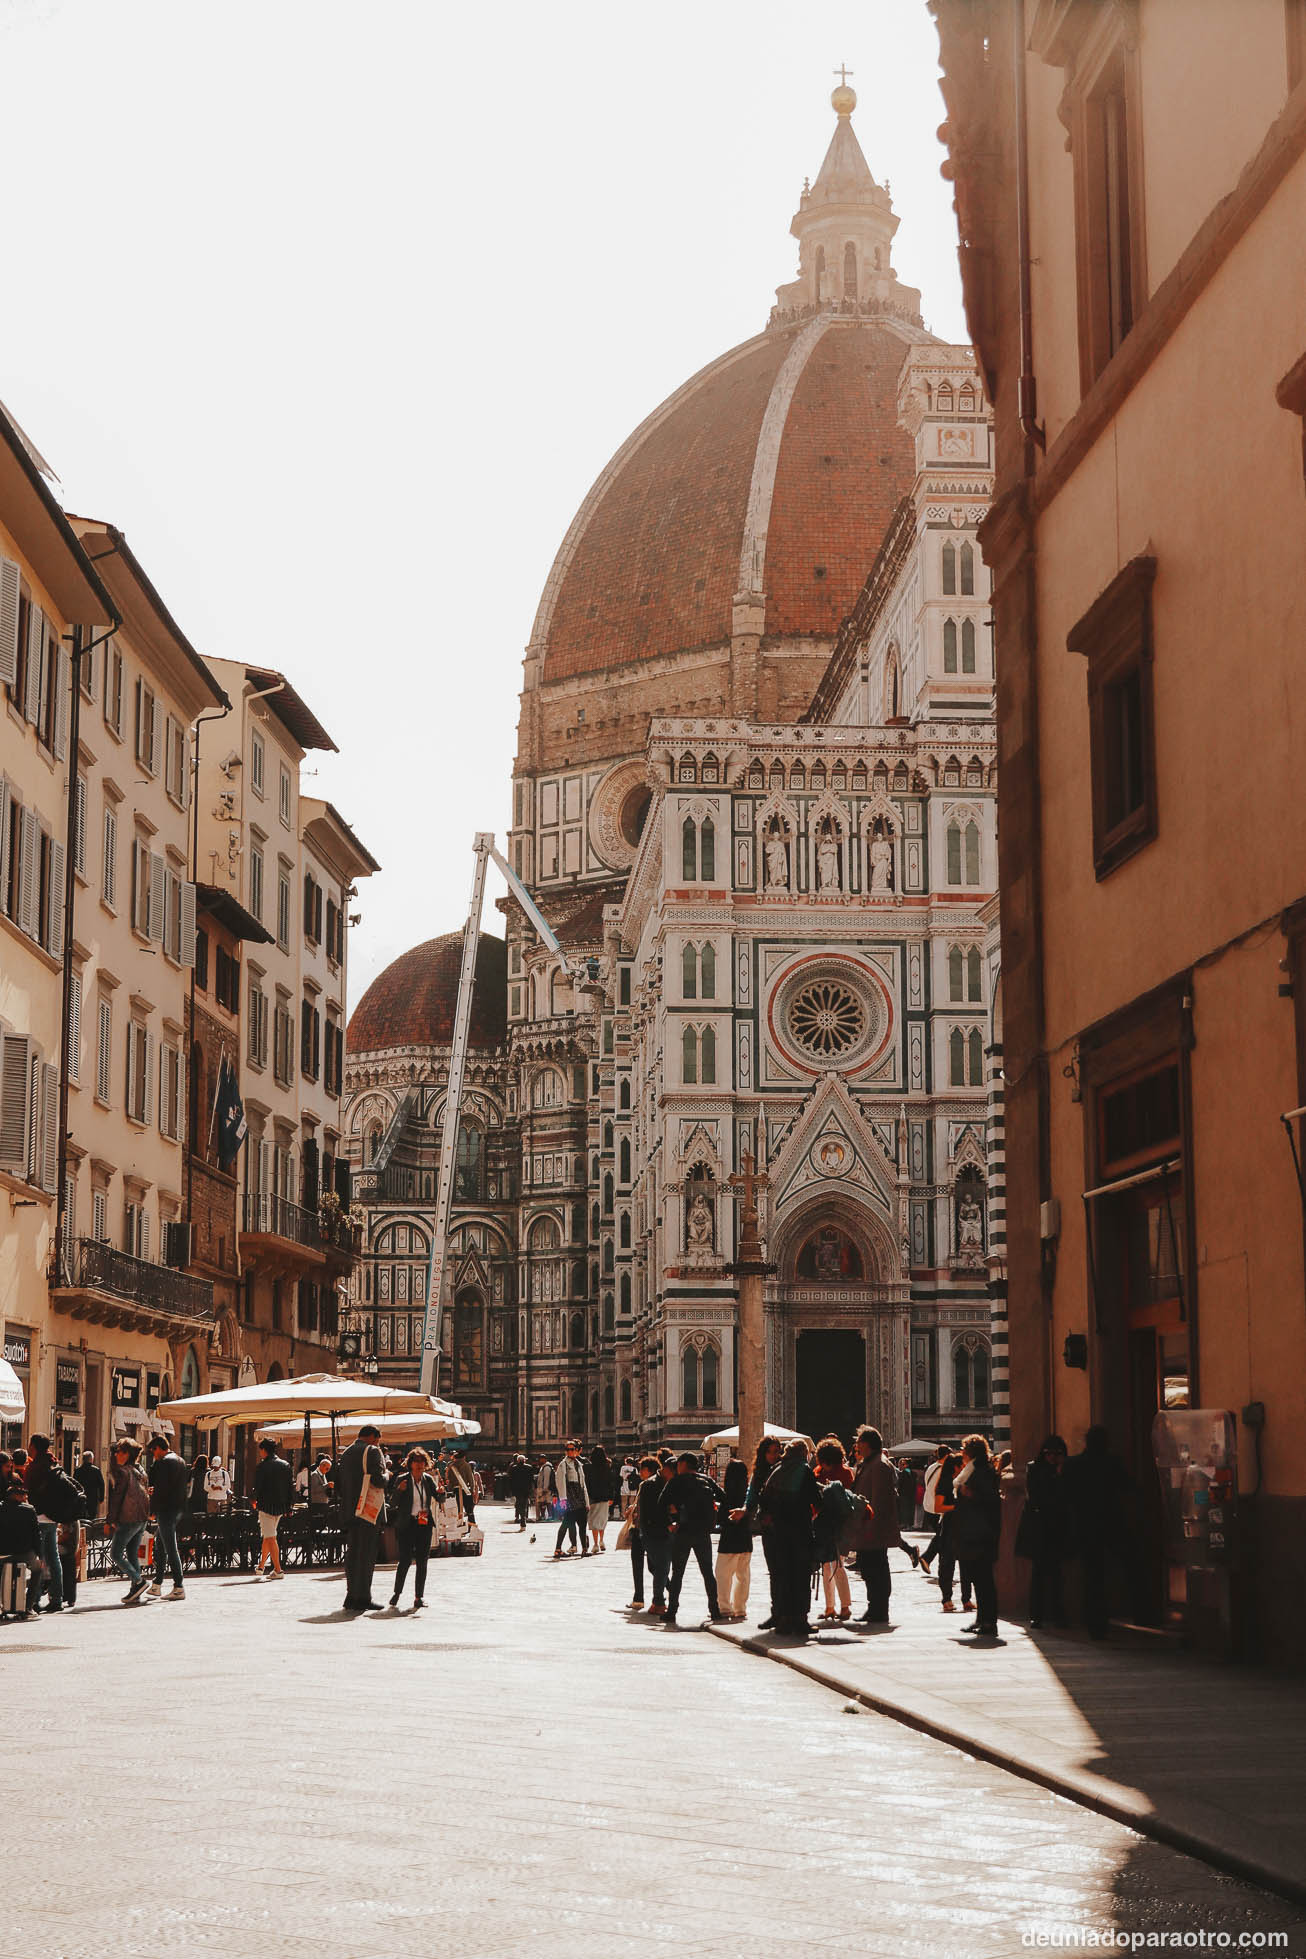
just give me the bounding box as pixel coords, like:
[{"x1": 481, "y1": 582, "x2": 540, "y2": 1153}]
[{"x1": 347, "y1": 933, "x2": 506, "y2": 1054}]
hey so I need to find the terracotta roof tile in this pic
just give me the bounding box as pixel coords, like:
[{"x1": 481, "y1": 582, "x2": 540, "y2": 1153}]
[{"x1": 346, "y1": 933, "x2": 507, "y2": 1054}]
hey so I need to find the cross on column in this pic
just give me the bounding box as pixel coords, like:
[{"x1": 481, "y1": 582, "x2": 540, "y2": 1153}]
[{"x1": 833, "y1": 63, "x2": 854, "y2": 87}]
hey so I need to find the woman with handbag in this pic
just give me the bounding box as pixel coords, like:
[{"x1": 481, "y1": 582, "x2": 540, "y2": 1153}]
[
  {"x1": 953, "y1": 1433, "x2": 1002, "y2": 1638},
  {"x1": 389, "y1": 1449, "x2": 440, "y2": 1610}
]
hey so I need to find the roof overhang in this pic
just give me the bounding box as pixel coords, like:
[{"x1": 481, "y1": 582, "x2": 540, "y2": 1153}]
[
  {"x1": 68, "y1": 517, "x2": 228, "y2": 721},
  {"x1": 245, "y1": 667, "x2": 337, "y2": 753},
  {"x1": 0, "y1": 402, "x2": 116, "y2": 627},
  {"x1": 300, "y1": 797, "x2": 380, "y2": 879},
  {"x1": 196, "y1": 882, "x2": 274, "y2": 944}
]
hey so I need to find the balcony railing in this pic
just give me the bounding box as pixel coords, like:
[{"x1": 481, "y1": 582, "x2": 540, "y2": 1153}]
[
  {"x1": 61, "y1": 1237, "x2": 215, "y2": 1321},
  {"x1": 242, "y1": 1190, "x2": 324, "y2": 1250}
]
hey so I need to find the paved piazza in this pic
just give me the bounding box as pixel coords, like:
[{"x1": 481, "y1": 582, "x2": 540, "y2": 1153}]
[{"x1": 7, "y1": 1511, "x2": 1305, "y2": 1959}]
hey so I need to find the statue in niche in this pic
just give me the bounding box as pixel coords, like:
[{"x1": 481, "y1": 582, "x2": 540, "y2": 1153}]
[
  {"x1": 816, "y1": 827, "x2": 840, "y2": 891},
  {"x1": 958, "y1": 1190, "x2": 984, "y2": 1251},
  {"x1": 764, "y1": 831, "x2": 789, "y2": 890},
  {"x1": 687, "y1": 1191, "x2": 714, "y2": 1250},
  {"x1": 869, "y1": 827, "x2": 893, "y2": 892}
]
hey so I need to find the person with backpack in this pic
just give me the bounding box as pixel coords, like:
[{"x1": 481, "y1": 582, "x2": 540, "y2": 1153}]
[
  {"x1": 146, "y1": 1434, "x2": 189, "y2": 1599},
  {"x1": 107, "y1": 1439, "x2": 153, "y2": 1603},
  {"x1": 24, "y1": 1433, "x2": 85, "y2": 1613},
  {"x1": 253, "y1": 1437, "x2": 293, "y2": 1580}
]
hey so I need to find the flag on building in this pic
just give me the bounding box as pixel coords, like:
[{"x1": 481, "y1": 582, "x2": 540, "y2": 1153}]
[{"x1": 212, "y1": 1053, "x2": 246, "y2": 1169}]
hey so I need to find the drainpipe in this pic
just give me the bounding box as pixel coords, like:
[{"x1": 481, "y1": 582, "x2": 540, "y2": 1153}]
[
  {"x1": 1013, "y1": 0, "x2": 1046, "y2": 459},
  {"x1": 54, "y1": 614, "x2": 120, "y2": 1291}
]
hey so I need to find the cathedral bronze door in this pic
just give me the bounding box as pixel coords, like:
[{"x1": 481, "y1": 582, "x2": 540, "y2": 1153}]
[{"x1": 796, "y1": 1330, "x2": 865, "y2": 1445}]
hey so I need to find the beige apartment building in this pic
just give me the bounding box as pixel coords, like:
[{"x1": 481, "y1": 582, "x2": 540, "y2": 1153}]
[
  {"x1": 196, "y1": 662, "x2": 376, "y2": 1383},
  {"x1": 934, "y1": 0, "x2": 1306, "y2": 1662},
  {"x1": 0, "y1": 408, "x2": 116, "y2": 1458}
]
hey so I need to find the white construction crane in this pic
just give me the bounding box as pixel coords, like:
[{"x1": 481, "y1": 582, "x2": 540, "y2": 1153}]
[{"x1": 417, "y1": 833, "x2": 598, "y2": 1396}]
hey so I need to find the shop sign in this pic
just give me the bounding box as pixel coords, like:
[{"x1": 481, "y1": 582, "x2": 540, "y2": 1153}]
[
  {"x1": 112, "y1": 1367, "x2": 141, "y2": 1408},
  {"x1": 3, "y1": 1329, "x2": 31, "y2": 1371},
  {"x1": 146, "y1": 1370, "x2": 161, "y2": 1409},
  {"x1": 55, "y1": 1360, "x2": 81, "y2": 1412}
]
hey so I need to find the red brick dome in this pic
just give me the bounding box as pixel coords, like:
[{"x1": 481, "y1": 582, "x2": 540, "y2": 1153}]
[
  {"x1": 346, "y1": 933, "x2": 507, "y2": 1055},
  {"x1": 531, "y1": 314, "x2": 925, "y2": 684}
]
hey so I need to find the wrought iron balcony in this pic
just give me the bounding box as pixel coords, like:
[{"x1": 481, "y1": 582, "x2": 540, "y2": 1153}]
[
  {"x1": 242, "y1": 1190, "x2": 324, "y2": 1251},
  {"x1": 56, "y1": 1236, "x2": 215, "y2": 1326}
]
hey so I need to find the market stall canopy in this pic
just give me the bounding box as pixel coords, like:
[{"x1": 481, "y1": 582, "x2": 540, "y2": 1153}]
[
  {"x1": 701, "y1": 1421, "x2": 811, "y2": 1452},
  {"x1": 156, "y1": 1373, "x2": 458, "y2": 1426},
  {"x1": 256, "y1": 1411, "x2": 481, "y2": 1449},
  {"x1": 0, "y1": 1357, "x2": 25, "y2": 1424},
  {"x1": 886, "y1": 1437, "x2": 939, "y2": 1458}
]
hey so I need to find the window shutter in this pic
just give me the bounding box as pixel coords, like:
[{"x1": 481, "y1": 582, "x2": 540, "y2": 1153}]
[
  {"x1": 141, "y1": 1210, "x2": 150, "y2": 1262},
  {"x1": 92, "y1": 1188, "x2": 106, "y2": 1242},
  {"x1": 41, "y1": 1062, "x2": 58, "y2": 1193},
  {"x1": 97, "y1": 998, "x2": 112, "y2": 1101},
  {"x1": 103, "y1": 804, "x2": 116, "y2": 908},
  {"x1": 149, "y1": 702, "x2": 160, "y2": 778},
  {"x1": 180, "y1": 880, "x2": 197, "y2": 966},
  {"x1": 0, "y1": 1031, "x2": 32, "y2": 1173},
  {"x1": 312, "y1": 1007, "x2": 321, "y2": 1079},
  {"x1": 26, "y1": 1050, "x2": 41, "y2": 1182},
  {"x1": 314, "y1": 885, "x2": 323, "y2": 943},
  {"x1": 23, "y1": 608, "x2": 42, "y2": 723},
  {"x1": 46, "y1": 837, "x2": 65, "y2": 959},
  {"x1": 259, "y1": 990, "x2": 269, "y2": 1066},
  {"x1": 143, "y1": 1027, "x2": 154, "y2": 1125},
  {"x1": 125, "y1": 1021, "x2": 137, "y2": 1117},
  {"x1": 19, "y1": 807, "x2": 39, "y2": 936},
  {"x1": 301, "y1": 999, "x2": 311, "y2": 1073},
  {"x1": 0, "y1": 558, "x2": 19, "y2": 687},
  {"x1": 73, "y1": 777, "x2": 86, "y2": 876},
  {"x1": 68, "y1": 972, "x2": 81, "y2": 1085},
  {"x1": 53, "y1": 644, "x2": 69, "y2": 761},
  {"x1": 134, "y1": 676, "x2": 143, "y2": 762},
  {"x1": 148, "y1": 851, "x2": 165, "y2": 941},
  {"x1": 0, "y1": 777, "x2": 11, "y2": 901},
  {"x1": 303, "y1": 871, "x2": 313, "y2": 934}
]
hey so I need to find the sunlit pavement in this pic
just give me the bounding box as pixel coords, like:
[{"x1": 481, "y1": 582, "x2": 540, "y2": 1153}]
[
  {"x1": 5, "y1": 1507, "x2": 1305, "y2": 1959},
  {"x1": 712, "y1": 1529, "x2": 1306, "y2": 1909}
]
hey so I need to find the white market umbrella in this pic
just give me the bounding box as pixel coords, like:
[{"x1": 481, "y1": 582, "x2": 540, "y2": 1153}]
[
  {"x1": 155, "y1": 1372, "x2": 458, "y2": 1426},
  {"x1": 701, "y1": 1420, "x2": 811, "y2": 1453},
  {"x1": 257, "y1": 1411, "x2": 481, "y2": 1450},
  {"x1": 886, "y1": 1438, "x2": 940, "y2": 1459},
  {"x1": 0, "y1": 1357, "x2": 25, "y2": 1425}
]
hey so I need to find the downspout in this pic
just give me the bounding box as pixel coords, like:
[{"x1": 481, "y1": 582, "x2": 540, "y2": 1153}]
[
  {"x1": 55, "y1": 614, "x2": 120, "y2": 1288},
  {"x1": 1014, "y1": 0, "x2": 1046, "y2": 458}
]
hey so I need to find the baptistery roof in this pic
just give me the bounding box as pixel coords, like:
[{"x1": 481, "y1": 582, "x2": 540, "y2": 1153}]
[{"x1": 346, "y1": 932, "x2": 507, "y2": 1055}]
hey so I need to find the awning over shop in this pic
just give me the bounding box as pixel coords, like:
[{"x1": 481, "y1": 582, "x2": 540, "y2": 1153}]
[
  {"x1": 111, "y1": 1409, "x2": 174, "y2": 1436},
  {"x1": 0, "y1": 1357, "x2": 25, "y2": 1424}
]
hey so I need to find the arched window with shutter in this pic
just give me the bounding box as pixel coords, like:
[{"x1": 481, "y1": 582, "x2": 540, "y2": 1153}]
[
  {"x1": 699, "y1": 817, "x2": 715, "y2": 882},
  {"x1": 682, "y1": 816, "x2": 697, "y2": 881},
  {"x1": 942, "y1": 540, "x2": 957, "y2": 595},
  {"x1": 682, "y1": 1024, "x2": 697, "y2": 1085},
  {"x1": 943, "y1": 619, "x2": 958, "y2": 672},
  {"x1": 682, "y1": 943, "x2": 696, "y2": 998},
  {"x1": 962, "y1": 617, "x2": 976, "y2": 673},
  {"x1": 965, "y1": 821, "x2": 981, "y2": 885},
  {"x1": 700, "y1": 943, "x2": 715, "y2": 999},
  {"x1": 960, "y1": 541, "x2": 975, "y2": 595}
]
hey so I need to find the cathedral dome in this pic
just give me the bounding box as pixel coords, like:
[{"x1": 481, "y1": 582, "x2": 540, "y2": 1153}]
[
  {"x1": 531, "y1": 314, "x2": 923, "y2": 686},
  {"x1": 346, "y1": 932, "x2": 507, "y2": 1055}
]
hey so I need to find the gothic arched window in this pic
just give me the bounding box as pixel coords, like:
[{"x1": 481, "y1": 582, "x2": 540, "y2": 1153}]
[
  {"x1": 602, "y1": 1174, "x2": 613, "y2": 1215},
  {"x1": 701, "y1": 1344, "x2": 719, "y2": 1407},
  {"x1": 960, "y1": 541, "x2": 975, "y2": 595},
  {"x1": 620, "y1": 1377, "x2": 632, "y2": 1422},
  {"x1": 682, "y1": 943, "x2": 697, "y2": 999},
  {"x1": 619, "y1": 1138, "x2": 631, "y2": 1184},
  {"x1": 961, "y1": 617, "x2": 976, "y2": 673},
  {"x1": 946, "y1": 823, "x2": 962, "y2": 885},
  {"x1": 682, "y1": 1023, "x2": 698, "y2": 1086},
  {"x1": 682, "y1": 815, "x2": 697, "y2": 881},
  {"x1": 700, "y1": 943, "x2": 715, "y2": 999},
  {"x1": 570, "y1": 1310, "x2": 585, "y2": 1350},
  {"x1": 603, "y1": 1383, "x2": 615, "y2": 1428},
  {"x1": 950, "y1": 1027, "x2": 966, "y2": 1087},
  {"x1": 815, "y1": 244, "x2": 826, "y2": 299},
  {"x1": 699, "y1": 817, "x2": 715, "y2": 882},
  {"x1": 965, "y1": 820, "x2": 981, "y2": 885},
  {"x1": 700, "y1": 1025, "x2": 716, "y2": 1085},
  {"x1": 619, "y1": 1077, "x2": 631, "y2": 1110},
  {"x1": 968, "y1": 1027, "x2": 984, "y2": 1086},
  {"x1": 843, "y1": 240, "x2": 858, "y2": 299},
  {"x1": 603, "y1": 1291, "x2": 615, "y2": 1331},
  {"x1": 454, "y1": 1124, "x2": 483, "y2": 1202},
  {"x1": 967, "y1": 948, "x2": 982, "y2": 1002},
  {"x1": 681, "y1": 1345, "x2": 699, "y2": 1410},
  {"x1": 949, "y1": 947, "x2": 964, "y2": 1002},
  {"x1": 619, "y1": 1210, "x2": 631, "y2": 1249},
  {"x1": 944, "y1": 618, "x2": 958, "y2": 673},
  {"x1": 942, "y1": 540, "x2": 957, "y2": 596},
  {"x1": 620, "y1": 1272, "x2": 631, "y2": 1314}
]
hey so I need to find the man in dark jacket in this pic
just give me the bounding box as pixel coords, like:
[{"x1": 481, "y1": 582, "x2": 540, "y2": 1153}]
[
  {"x1": 146, "y1": 1436, "x2": 189, "y2": 1599},
  {"x1": 74, "y1": 1451, "x2": 105, "y2": 1520},
  {"x1": 658, "y1": 1453, "x2": 725, "y2": 1624},
  {"x1": 253, "y1": 1439, "x2": 294, "y2": 1579},
  {"x1": 336, "y1": 1425, "x2": 388, "y2": 1612},
  {"x1": 23, "y1": 1433, "x2": 64, "y2": 1613},
  {"x1": 850, "y1": 1425, "x2": 901, "y2": 1624},
  {"x1": 639, "y1": 1456, "x2": 674, "y2": 1615},
  {"x1": 507, "y1": 1455, "x2": 534, "y2": 1530}
]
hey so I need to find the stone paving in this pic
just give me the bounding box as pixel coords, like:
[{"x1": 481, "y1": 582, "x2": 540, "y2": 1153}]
[{"x1": 3, "y1": 1507, "x2": 1305, "y2": 1959}]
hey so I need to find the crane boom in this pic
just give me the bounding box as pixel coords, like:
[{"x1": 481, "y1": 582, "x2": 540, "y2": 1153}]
[{"x1": 417, "y1": 833, "x2": 574, "y2": 1394}]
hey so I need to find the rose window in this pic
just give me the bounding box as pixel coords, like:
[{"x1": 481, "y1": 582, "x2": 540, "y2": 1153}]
[{"x1": 788, "y1": 979, "x2": 866, "y2": 1059}]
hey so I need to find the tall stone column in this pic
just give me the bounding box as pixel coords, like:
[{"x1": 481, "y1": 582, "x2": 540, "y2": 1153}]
[{"x1": 728, "y1": 1154, "x2": 774, "y2": 1465}]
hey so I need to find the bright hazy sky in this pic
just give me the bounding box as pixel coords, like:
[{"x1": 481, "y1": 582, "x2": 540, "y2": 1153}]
[{"x1": 1, "y1": 0, "x2": 965, "y2": 1008}]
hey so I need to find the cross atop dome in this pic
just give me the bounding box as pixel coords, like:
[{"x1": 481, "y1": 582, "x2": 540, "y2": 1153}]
[{"x1": 770, "y1": 80, "x2": 922, "y2": 330}]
